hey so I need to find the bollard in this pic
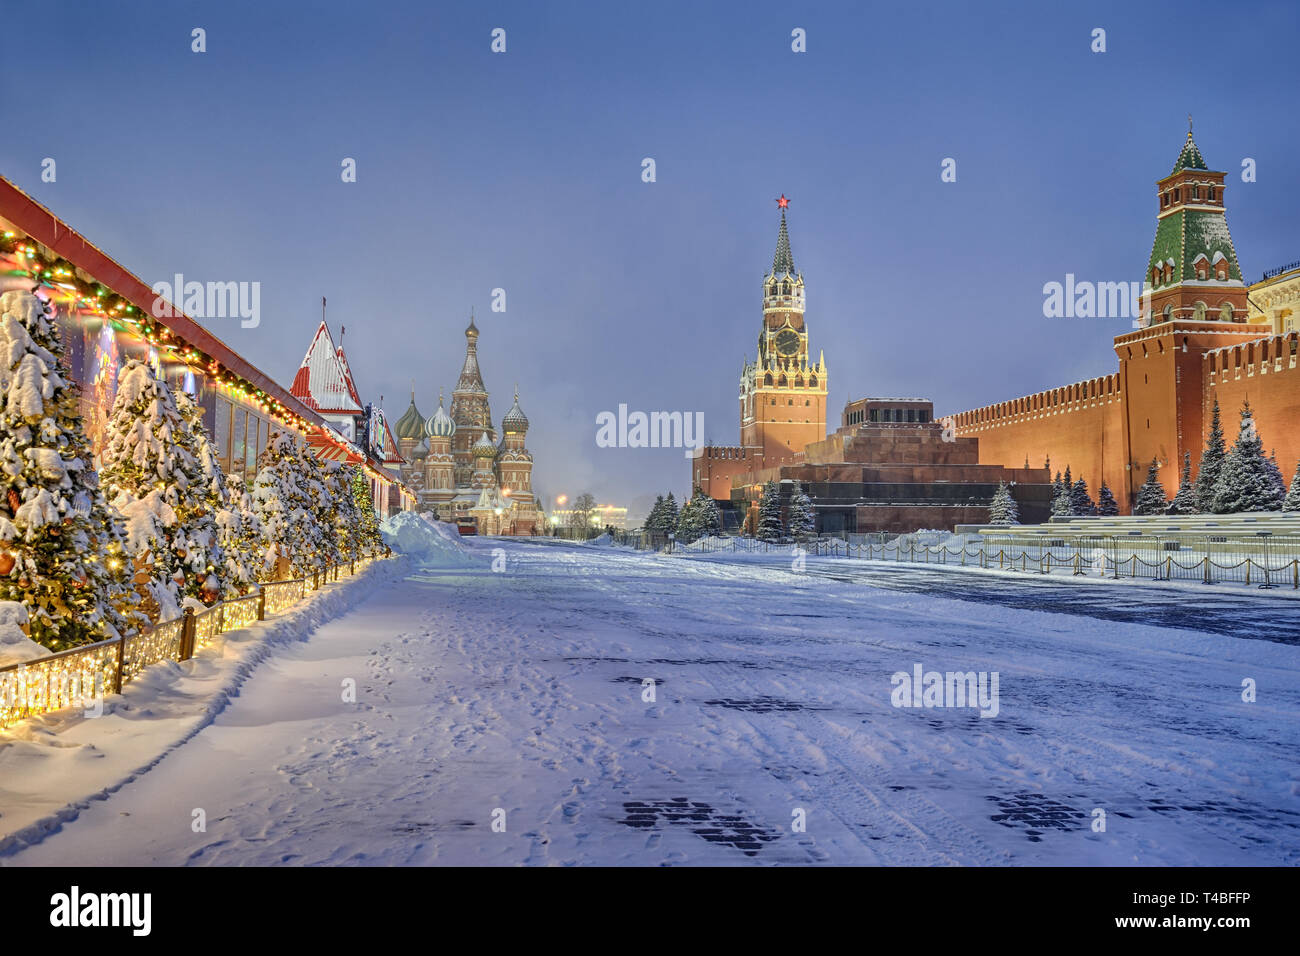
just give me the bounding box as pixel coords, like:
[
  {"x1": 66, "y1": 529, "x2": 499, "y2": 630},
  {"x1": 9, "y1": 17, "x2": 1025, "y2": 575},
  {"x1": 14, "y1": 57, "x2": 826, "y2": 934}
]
[
  {"x1": 257, "y1": 587, "x2": 266, "y2": 621},
  {"x1": 179, "y1": 607, "x2": 197, "y2": 661},
  {"x1": 113, "y1": 636, "x2": 126, "y2": 694}
]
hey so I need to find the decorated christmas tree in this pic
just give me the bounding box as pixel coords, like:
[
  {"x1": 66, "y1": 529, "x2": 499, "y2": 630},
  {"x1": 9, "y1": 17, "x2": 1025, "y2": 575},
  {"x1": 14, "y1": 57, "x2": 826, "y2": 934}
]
[
  {"x1": 1096, "y1": 481, "x2": 1119, "y2": 516},
  {"x1": 787, "y1": 480, "x2": 816, "y2": 538},
  {"x1": 330, "y1": 463, "x2": 364, "y2": 561},
  {"x1": 0, "y1": 291, "x2": 132, "y2": 649},
  {"x1": 351, "y1": 468, "x2": 381, "y2": 552},
  {"x1": 1210, "y1": 400, "x2": 1284, "y2": 513},
  {"x1": 756, "y1": 479, "x2": 784, "y2": 541},
  {"x1": 173, "y1": 388, "x2": 237, "y2": 597},
  {"x1": 223, "y1": 472, "x2": 266, "y2": 584},
  {"x1": 253, "y1": 431, "x2": 319, "y2": 578},
  {"x1": 1133, "y1": 459, "x2": 1168, "y2": 515},
  {"x1": 1194, "y1": 397, "x2": 1226, "y2": 512},
  {"x1": 988, "y1": 481, "x2": 1019, "y2": 524},
  {"x1": 1166, "y1": 452, "x2": 1198, "y2": 514},
  {"x1": 99, "y1": 360, "x2": 224, "y2": 613}
]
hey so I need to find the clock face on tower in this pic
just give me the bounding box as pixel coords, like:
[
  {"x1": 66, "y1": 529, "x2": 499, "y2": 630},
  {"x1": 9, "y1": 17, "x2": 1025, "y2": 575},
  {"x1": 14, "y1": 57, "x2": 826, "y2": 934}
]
[{"x1": 774, "y1": 329, "x2": 801, "y2": 356}]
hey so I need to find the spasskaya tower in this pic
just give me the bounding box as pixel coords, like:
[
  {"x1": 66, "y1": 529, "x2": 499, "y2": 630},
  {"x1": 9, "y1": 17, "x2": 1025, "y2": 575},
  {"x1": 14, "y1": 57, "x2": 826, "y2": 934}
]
[{"x1": 739, "y1": 197, "x2": 828, "y2": 464}]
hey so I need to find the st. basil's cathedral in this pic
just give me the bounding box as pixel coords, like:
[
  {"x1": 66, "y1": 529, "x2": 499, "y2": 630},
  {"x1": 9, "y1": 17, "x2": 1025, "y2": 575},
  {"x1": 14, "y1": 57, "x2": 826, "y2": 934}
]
[{"x1": 393, "y1": 316, "x2": 543, "y2": 535}]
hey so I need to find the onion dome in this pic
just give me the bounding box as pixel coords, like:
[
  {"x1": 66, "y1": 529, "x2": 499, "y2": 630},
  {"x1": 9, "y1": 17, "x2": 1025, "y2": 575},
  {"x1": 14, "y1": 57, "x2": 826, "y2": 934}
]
[
  {"x1": 394, "y1": 392, "x2": 425, "y2": 441},
  {"x1": 502, "y1": 387, "x2": 529, "y2": 432},
  {"x1": 425, "y1": 389, "x2": 457, "y2": 439},
  {"x1": 472, "y1": 430, "x2": 496, "y2": 458},
  {"x1": 411, "y1": 439, "x2": 429, "y2": 461}
]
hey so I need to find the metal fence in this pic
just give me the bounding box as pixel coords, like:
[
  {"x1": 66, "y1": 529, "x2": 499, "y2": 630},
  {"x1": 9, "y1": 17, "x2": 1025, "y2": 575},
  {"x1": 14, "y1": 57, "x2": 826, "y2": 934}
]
[
  {"x1": 631, "y1": 531, "x2": 1300, "y2": 589},
  {"x1": 0, "y1": 552, "x2": 387, "y2": 730}
]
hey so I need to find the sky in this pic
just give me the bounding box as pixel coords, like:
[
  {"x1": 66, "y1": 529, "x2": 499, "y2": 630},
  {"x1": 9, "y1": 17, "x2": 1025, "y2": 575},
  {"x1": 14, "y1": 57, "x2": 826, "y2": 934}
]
[{"x1": 5, "y1": 0, "x2": 1299, "y2": 521}]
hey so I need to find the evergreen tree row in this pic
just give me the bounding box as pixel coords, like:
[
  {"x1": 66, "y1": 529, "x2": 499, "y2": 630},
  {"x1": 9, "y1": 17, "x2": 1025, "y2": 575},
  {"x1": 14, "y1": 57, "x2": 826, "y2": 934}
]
[
  {"x1": 643, "y1": 488, "x2": 725, "y2": 544},
  {"x1": 0, "y1": 291, "x2": 382, "y2": 651},
  {"x1": 1136, "y1": 398, "x2": 1290, "y2": 515}
]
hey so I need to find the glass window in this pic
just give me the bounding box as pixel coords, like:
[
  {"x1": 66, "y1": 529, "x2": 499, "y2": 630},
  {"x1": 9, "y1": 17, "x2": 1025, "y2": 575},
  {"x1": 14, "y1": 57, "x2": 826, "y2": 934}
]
[
  {"x1": 245, "y1": 414, "x2": 259, "y2": 480},
  {"x1": 214, "y1": 397, "x2": 232, "y2": 473},
  {"x1": 232, "y1": 408, "x2": 246, "y2": 480}
]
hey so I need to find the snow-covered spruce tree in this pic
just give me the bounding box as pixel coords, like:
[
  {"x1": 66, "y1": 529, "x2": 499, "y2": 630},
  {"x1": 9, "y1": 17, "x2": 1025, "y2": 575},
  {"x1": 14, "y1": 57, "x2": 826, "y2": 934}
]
[
  {"x1": 675, "y1": 492, "x2": 703, "y2": 544},
  {"x1": 756, "y1": 479, "x2": 784, "y2": 541},
  {"x1": 1096, "y1": 481, "x2": 1119, "y2": 516},
  {"x1": 1051, "y1": 467, "x2": 1073, "y2": 516},
  {"x1": 99, "y1": 360, "x2": 224, "y2": 613},
  {"x1": 1284, "y1": 460, "x2": 1300, "y2": 513},
  {"x1": 662, "y1": 492, "x2": 679, "y2": 535},
  {"x1": 253, "y1": 431, "x2": 318, "y2": 578},
  {"x1": 1210, "y1": 400, "x2": 1284, "y2": 513},
  {"x1": 1267, "y1": 450, "x2": 1287, "y2": 504},
  {"x1": 1166, "y1": 451, "x2": 1199, "y2": 515},
  {"x1": 1069, "y1": 478, "x2": 1095, "y2": 516},
  {"x1": 787, "y1": 480, "x2": 816, "y2": 538},
  {"x1": 699, "y1": 491, "x2": 722, "y2": 538},
  {"x1": 988, "y1": 481, "x2": 1019, "y2": 525},
  {"x1": 1133, "y1": 459, "x2": 1168, "y2": 515},
  {"x1": 644, "y1": 495, "x2": 664, "y2": 536},
  {"x1": 351, "y1": 468, "x2": 381, "y2": 553},
  {"x1": 0, "y1": 290, "x2": 132, "y2": 650},
  {"x1": 1194, "y1": 397, "x2": 1226, "y2": 513}
]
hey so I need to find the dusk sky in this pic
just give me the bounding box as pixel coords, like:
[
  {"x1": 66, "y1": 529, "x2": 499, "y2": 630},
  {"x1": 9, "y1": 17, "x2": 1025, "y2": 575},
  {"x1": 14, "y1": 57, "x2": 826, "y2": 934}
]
[{"x1": 7, "y1": 0, "x2": 1299, "y2": 520}]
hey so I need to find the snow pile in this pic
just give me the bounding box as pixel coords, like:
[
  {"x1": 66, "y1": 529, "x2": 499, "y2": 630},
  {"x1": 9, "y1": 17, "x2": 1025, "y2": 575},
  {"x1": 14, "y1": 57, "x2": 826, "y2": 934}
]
[
  {"x1": 0, "y1": 602, "x2": 51, "y2": 667},
  {"x1": 380, "y1": 511, "x2": 471, "y2": 567}
]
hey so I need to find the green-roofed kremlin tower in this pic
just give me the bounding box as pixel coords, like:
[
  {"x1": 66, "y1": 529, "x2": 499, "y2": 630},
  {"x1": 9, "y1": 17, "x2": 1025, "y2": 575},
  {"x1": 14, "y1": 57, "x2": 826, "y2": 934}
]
[
  {"x1": 1144, "y1": 125, "x2": 1247, "y2": 327},
  {"x1": 1113, "y1": 123, "x2": 1271, "y2": 508}
]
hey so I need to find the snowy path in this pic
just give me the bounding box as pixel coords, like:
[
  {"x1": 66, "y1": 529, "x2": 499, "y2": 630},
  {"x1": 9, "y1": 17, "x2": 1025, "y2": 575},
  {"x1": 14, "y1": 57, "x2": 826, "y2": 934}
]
[{"x1": 5, "y1": 539, "x2": 1298, "y2": 866}]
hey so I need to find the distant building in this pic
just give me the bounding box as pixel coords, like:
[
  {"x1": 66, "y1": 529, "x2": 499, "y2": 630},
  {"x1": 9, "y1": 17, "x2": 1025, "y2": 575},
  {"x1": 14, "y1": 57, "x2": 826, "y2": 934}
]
[{"x1": 553, "y1": 504, "x2": 628, "y2": 530}]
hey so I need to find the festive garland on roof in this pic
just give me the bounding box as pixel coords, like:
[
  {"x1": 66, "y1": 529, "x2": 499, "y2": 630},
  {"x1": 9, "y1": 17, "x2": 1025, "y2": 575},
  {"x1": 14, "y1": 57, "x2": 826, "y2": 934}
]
[{"x1": 0, "y1": 230, "x2": 310, "y2": 433}]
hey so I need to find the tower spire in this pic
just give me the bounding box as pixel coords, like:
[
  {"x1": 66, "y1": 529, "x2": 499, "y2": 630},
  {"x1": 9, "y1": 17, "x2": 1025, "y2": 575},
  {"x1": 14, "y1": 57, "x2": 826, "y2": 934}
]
[{"x1": 772, "y1": 198, "x2": 795, "y2": 276}]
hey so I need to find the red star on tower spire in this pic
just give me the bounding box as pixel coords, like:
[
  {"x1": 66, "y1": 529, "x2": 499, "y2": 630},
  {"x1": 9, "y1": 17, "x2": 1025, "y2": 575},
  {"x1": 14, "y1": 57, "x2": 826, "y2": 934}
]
[{"x1": 775, "y1": 194, "x2": 790, "y2": 209}]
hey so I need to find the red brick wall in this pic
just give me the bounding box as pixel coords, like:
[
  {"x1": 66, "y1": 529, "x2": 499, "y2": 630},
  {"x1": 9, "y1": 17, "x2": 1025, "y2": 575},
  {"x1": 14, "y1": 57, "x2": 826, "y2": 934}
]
[
  {"x1": 1203, "y1": 332, "x2": 1300, "y2": 485},
  {"x1": 952, "y1": 381, "x2": 1127, "y2": 511}
]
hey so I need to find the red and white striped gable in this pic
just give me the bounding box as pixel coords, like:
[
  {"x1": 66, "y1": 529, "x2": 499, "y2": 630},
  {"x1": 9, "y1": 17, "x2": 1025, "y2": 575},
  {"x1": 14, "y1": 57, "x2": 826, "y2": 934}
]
[{"x1": 291, "y1": 320, "x2": 364, "y2": 415}]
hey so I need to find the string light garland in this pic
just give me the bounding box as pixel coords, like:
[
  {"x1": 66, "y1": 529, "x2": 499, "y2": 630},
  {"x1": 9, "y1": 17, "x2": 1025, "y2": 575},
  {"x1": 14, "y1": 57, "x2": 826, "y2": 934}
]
[{"x1": 0, "y1": 231, "x2": 310, "y2": 434}]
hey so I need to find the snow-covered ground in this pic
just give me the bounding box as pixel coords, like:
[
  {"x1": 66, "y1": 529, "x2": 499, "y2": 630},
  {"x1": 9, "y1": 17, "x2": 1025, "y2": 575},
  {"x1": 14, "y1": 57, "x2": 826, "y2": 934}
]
[{"x1": 2, "y1": 538, "x2": 1297, "y2": 866}]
